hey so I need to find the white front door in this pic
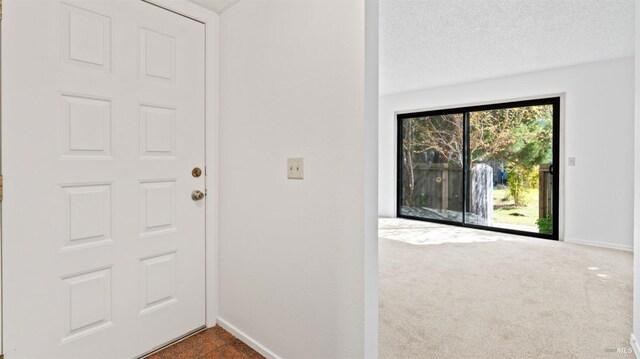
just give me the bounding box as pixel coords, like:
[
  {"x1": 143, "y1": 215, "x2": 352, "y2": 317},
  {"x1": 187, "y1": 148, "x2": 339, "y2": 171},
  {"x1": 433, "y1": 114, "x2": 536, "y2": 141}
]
[{"x1": 2, "y1": 1, "x2": 206, "y2": 357}]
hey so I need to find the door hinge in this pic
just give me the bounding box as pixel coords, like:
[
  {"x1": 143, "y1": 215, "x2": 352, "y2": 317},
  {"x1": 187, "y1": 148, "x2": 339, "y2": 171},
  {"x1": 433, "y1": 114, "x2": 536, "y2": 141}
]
[
  {"x1": 0, "y1": 175, "x2": 4, "y2": 201},
  {"x1": 1, "y1": 0, "x2": 3, "y2": 21}
]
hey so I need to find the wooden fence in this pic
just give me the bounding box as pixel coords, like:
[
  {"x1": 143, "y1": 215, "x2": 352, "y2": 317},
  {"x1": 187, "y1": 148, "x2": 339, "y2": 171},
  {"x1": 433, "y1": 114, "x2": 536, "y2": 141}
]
[
  {"x1": 403, "y1": 163, "x2": 493, "y2": 225},
  {"x1": 404, "y1": 162, "x2": 553, "y2": 224}
]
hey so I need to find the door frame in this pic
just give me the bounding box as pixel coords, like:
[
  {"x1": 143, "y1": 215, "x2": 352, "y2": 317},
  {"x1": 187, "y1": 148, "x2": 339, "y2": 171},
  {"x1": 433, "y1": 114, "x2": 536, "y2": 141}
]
[
  {"x1": 0, "y1": 0, "x2": 220, "y2": 354},
  {"x1": 395, "y1": 94, "x2": 565, "y2": 241}
]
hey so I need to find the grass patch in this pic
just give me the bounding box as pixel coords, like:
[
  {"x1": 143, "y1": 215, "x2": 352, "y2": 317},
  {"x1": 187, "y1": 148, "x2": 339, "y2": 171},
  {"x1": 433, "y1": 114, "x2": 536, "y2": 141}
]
[{"x1": 492, "y1": 188, "x2": 539, "y2": 227}]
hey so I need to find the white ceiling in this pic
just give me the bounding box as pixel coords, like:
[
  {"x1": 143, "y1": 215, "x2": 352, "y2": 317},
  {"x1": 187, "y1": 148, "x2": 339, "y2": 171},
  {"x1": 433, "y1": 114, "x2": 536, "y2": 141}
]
[
  {"x1": 187, "y1": 0, "x2": 241, "y2": 13},
  {"x1": 380, "y1": 0, "x2": 635, "y2": 95}
]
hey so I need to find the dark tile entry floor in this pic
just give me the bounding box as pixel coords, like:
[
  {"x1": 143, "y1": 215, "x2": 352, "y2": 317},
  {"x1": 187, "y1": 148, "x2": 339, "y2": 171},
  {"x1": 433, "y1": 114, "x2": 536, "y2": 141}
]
[{"x1": 146, "y1": 326, "x2": 264, "y2": 359}]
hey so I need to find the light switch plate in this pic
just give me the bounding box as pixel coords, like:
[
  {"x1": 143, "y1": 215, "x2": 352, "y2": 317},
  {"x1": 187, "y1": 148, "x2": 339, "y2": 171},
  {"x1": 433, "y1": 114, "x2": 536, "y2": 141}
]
[{"x1": 287, "y1": 158, "x2": 304, "y2": 179}]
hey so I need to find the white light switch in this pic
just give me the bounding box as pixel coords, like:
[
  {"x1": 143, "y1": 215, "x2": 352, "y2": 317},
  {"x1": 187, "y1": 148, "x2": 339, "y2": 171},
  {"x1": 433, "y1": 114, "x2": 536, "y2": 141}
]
[
  {"x1": 568, "y1": 157, "x2": 576, "y2": 166},
  {"x1": 287, "y1": 158, "x2": 304, "y2": 179}
]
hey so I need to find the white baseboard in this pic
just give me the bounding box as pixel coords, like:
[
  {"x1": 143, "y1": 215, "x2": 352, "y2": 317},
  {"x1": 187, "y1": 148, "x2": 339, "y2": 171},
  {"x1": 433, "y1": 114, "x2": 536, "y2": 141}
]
[
  {"x1": 216, "y1": 317, "x2": 282, "y2": 359},
  {"x1": 631, "y1": 334, "x2": 640, "y2": 358},
  {"x1": 563, "y1": 237, "x2": 633, "y2": 252}
]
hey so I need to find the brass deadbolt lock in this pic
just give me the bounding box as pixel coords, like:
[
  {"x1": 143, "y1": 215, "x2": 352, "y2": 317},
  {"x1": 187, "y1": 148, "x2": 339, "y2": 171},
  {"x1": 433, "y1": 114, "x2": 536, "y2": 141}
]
[{"x1": 192, "y1": 167, "x2": 203, "y2": 178}]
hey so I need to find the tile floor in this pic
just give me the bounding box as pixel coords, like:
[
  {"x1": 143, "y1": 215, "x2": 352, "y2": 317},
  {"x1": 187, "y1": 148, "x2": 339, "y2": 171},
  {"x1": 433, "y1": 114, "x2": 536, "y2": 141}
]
[{"x1": 146, "y1": 326, "x2": 264, "y2": 359}]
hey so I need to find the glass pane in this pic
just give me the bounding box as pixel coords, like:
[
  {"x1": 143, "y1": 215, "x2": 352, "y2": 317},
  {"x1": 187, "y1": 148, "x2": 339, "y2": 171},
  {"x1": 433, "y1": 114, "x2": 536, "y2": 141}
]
[
  {"x1": 399, "y1": 114, "x2": 464, "y2": 223},
  {"x1": 466, "y1": 105, "x2": 554, "y2": 235}
]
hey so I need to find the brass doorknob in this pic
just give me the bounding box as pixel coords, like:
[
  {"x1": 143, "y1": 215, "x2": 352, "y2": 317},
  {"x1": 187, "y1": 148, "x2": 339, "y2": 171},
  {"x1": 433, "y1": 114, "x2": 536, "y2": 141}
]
[{"x1": 191, "y1": 190, "x2": 205, "y2": 201}]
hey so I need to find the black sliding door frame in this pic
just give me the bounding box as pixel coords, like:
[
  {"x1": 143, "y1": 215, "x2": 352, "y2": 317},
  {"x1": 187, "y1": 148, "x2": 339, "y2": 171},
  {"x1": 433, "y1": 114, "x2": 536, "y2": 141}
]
[{"x1": 396, "y1": 97, "x2": 560, "y2": 240}]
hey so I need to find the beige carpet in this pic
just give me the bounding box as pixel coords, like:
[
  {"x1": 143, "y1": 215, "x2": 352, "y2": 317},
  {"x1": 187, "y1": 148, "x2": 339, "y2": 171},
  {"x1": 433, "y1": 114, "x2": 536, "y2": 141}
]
[{"x1": 379, "y1": 218, "x2": 634, "y2": 359}]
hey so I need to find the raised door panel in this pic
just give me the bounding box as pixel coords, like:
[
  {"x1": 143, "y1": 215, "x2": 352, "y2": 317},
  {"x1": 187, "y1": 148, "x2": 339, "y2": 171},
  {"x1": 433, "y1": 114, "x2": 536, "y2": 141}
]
[
  {"x1": 61, "y1": 267, "x2": 113, "y2": 344},
  {"x1": 140, "y1": 180, "x2": 177, "y2": 236},
  {"x1": 61, "y1": 3, "x2": 111, "y2": 70},
  {"x1": 61, "y1": 183, "x2": 112, "y2": 250},
  {"x1": 60, "y1": 94, "x2": 112, "y2": 158},
  {"x1": 140, "y1": 252, "x2": 177, "y2": 315},
  {"x1": 140, "y1": 105, "x2": 176, "y2": 158},
  {"x1": 140, "y1": 28, "x2": 175, "y2": 82}
]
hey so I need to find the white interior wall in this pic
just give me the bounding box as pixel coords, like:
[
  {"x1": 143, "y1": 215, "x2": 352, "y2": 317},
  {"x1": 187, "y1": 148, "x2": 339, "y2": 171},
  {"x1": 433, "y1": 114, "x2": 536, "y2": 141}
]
[
  {"x1": 380, "y1": 57, "x2": 635, "y2": 250},
  {"x1": 218, "y1": 0, "x2": 377, "y2": 358},
  {"x1": 363, "y1": 0, "x2": 379, "y2": 357},
  {"x1": 631, "y1": 0, "x2": 640, "y2": 353}
]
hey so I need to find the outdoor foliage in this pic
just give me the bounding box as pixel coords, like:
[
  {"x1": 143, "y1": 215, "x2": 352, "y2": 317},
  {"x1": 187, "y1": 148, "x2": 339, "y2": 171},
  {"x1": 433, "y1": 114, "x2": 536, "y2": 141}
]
[
  {"x1": 481, "y1": 107, "x2": 551, "y2": 206},
  {"x1": 401, "y1": 114, "x2": 463, "y2": 206},
  {"x1": 402, "y1": 105, "x2": 552, "y2": 208},
  {"x1": 505, "y1": 164, "x2": 538, "y2": 207},
  {"x1": 536, "y1": 214, "x2": 553, "y2": 235}
]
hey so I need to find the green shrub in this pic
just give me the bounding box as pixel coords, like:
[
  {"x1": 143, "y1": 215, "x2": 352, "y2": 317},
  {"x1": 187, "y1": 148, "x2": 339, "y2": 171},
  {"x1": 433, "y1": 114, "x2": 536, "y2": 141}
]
[
  {"x1": 506, "y1": 164, "x2": 538, "y2": 207},
  {"x1": 536, "y1": 214, "x2": 553, "y2": 235}
]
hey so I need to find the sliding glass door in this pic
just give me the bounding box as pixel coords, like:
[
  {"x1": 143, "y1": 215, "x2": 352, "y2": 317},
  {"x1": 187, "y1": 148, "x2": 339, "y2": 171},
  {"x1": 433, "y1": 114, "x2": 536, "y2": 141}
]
[
  {"x1": 399, "y1": 114, "x2": 465, "y2": 223},
  {"x1": 397, "y1": 98, "x2": 559, "y2": 239}
]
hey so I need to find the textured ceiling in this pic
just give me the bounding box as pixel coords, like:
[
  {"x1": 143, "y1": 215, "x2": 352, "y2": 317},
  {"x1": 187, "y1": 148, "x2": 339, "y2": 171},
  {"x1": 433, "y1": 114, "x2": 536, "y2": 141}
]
[
  {"x1": 187, "y1": 0, "x2": 241, "y2": 13},
  {"x1": 380, "y1": 0, "x2": 635, "y2": 95}
]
